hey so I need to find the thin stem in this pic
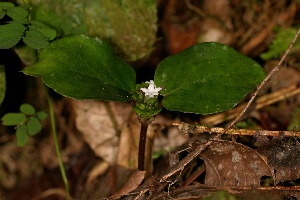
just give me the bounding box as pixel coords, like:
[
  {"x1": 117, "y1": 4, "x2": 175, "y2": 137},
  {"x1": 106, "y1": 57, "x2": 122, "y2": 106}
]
[
  {"x1": 138, "y1": 122, "x2": 149, "y2": 171},
  {"x1": 43, "y1": 84, "x2": 70, "y2": 199}
]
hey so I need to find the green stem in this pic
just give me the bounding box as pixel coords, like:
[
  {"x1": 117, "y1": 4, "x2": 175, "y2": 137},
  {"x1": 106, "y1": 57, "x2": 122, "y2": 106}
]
[{"x1": 44, "y1": 84, "x2": 70, "y2": 199}]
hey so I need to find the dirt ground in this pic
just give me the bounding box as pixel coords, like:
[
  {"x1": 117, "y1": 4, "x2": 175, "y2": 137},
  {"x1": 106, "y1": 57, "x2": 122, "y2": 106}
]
[{"x1": 1, "y1": 0, "x2": 300, "y2": 199}]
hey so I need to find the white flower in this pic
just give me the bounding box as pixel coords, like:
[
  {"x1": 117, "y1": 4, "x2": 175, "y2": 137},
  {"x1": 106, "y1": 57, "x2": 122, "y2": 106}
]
[{"x1": 140, "y1": 80, "x2": 162, "y2": 98}]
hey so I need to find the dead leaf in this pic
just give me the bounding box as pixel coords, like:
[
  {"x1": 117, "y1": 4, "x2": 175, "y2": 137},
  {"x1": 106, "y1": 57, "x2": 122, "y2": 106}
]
[
  {"x1": 257, "y1": 140, "x2": 300, "y2": 184},
  {"x1": 200, "y1": 140, "x2": 273, "y2": 186},
  {"x1": 72, "y1": 100, "x2": 132, "y2": 164},
  {"x1": 117, "y1": 113, "x2": 140, "y2": 169},
  {"x1": 86, "y1": 161, "x2": 110, "y2": 183},
  {"x1": 107, "y1": 170, "x2": 146, "y2": 200}
]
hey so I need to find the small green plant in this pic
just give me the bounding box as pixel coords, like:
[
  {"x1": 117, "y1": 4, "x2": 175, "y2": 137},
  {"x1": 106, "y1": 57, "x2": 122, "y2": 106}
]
[
  {"x1": 0, "y1": 2, "x2": 56, "y2": 49},
  {"x1": 260, "y1": 27, "x2": 300, "y2": 60},
  {"x1": 22, "y1": 34, "x2": 266, "y2": 170},
  {"x1": 0, "y1": 3, "x2": 69, "y2": 196},
  {"x1": 1, "y1": 103, "x2": 47, "y2": 146}
]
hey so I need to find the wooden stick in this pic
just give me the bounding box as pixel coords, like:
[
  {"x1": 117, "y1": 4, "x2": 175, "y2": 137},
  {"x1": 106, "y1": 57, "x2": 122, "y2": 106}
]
[{"x1": 174, "y1": 122, "x2": 300, "y2": 137}]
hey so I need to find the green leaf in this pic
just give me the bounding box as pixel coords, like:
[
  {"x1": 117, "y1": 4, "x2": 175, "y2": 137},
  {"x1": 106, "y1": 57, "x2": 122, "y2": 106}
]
[
  {"x1": 0, "y1": 65, "x2": 5, "y2": 105},
  {"x1": 30, "y1": 20, "x2": 49, "y2": 28},
  {"x1": 6, "y1": 7, "x2": 28, "y2": 20},
  {"x1": 154, "y1": 42, "x2": 266, "y2": 114},
  {"x1": 37, "y1": 27, "x2": 56, "y2": 40},
  {"x1": 16, "y1": 124, "x2": 28, "y2": 147},
  {"x1": 7, "y1": 19, "x2": 28, "y2": 24},
  {"x1": 0, "y1": 23, "x2": 25, "y2": 49},
  {"x1": 20, "y1": 103, "x2": 35, "y2": 115},
  {"x1": 23, "y1": 30, "x2": 50, "y2": 49},
  {"x1": 23, "y1": 34, "x2": 136, "y2": 102},
  {"x1": 0, "y1": 2, "x2": 14, "y2": 10},
  {"x1": 30, "y1": 21, "x2": 56, "y2": 40},
  {"x1": 37, "y1": 111, "x2": 47, "y2": 120},
  {"x1": 0, "y1": 11, "x2": 5, "y2": 19},
  {"x1": 27, "y1": 117, "x2": 42, "y2": 136},
  {"x1": 1, "y1": 113, "x2": 26, "y2": 126}
]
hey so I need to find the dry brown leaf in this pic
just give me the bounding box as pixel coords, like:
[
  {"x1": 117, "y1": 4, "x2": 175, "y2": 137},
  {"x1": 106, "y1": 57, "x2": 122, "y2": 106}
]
[
  {"x1": 117, "y1": 113, "x2": 140, "y2": 169},
  {"x1": 108, "y1": 170, "x2": 146, "y2": 200},
  {"x1": 86, "y1": 161, "x2": 110, "y2": 183},
  {"x1": 72, "y1": 100, "x2": 132, "y2": 164},
  {"x1": 257, "y1": 140, "x2": 300, "y2": 184},
  {"x1": 200, "y1": 140, "x2": 274, "y2": 186}
]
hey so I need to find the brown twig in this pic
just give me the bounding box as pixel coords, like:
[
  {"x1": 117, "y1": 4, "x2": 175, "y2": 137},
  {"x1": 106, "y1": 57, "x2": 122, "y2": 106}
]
[
  {"x1": 223, "y1": 27, "x2": 300, "y2": 134},
  {"x1": 185, "y1": 0, "x2": 206, "y2": 17},
  {"x1": 147, "y1": 140, "x2": 212, "y2": 199},
  {"x1": 174, "y1": 122, "x2": 300, "y2": 137}
]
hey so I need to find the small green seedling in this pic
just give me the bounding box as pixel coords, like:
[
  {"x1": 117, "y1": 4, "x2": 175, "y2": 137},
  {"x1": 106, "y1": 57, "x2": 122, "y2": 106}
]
[
  {"x1": 22, "y1": 34, "x2": 266, "y2": 170},
  {"x1": 0, "y1": 2, "x2": 56, "y2": 49},
  {"x1": 1, "y1": 103, "x2": 47, "y2": 146}
]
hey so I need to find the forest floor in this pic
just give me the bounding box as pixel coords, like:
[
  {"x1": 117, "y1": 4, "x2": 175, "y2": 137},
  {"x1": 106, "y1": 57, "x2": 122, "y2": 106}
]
[{"x1": 1, "y1": 0, "x2": 300, "y2": 199}]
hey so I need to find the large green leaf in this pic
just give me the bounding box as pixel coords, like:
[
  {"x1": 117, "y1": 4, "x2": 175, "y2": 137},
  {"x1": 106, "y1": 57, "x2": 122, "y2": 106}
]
[
  {"x1": 154, "y1": 42, "x2": 266, "y2": 114},
  {"x1": 22, "y1": 34, "x2": 136, "y2": 101}
]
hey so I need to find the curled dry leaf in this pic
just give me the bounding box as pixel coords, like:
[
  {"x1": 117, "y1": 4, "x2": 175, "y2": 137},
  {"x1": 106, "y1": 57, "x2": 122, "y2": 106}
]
[
  {"x1": 257, "y1": 140, "x2": 300, "y2": 184},
  {"x1": 200, "y1": 140, "x2": 274, "y2": 186}
]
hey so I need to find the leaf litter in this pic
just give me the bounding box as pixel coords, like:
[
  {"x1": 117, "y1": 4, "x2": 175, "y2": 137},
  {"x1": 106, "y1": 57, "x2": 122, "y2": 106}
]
[{"x1": 2, "y1": 0, "x2": 300, "y2": 199}]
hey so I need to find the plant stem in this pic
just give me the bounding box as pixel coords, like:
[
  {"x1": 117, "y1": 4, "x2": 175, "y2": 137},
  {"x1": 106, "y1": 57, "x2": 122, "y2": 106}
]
[
  {"x1": 44, "y1": 84, "x2": 70, "y2": 199},
  {"x1": 138, "y1": 121, "x2": 149, "y2": 171}
]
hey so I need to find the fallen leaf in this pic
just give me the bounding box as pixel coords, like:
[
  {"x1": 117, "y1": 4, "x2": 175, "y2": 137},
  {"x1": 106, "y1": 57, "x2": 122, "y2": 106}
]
[
  {"x1": 72, "y1": 100, "x2": 132, "y2": 164},
  {"x1": 200, "y1": 140, "x2": 273, "y2": 186},
  {"x1": 117, "y1": 113, "x2": 140, "y2": 169},
  {"x1": 257, "y1": 139, "x2": 300, "y2": 184},
  {"x1": 108, "y1": 170, "x2": 146, "y2": 200}
]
